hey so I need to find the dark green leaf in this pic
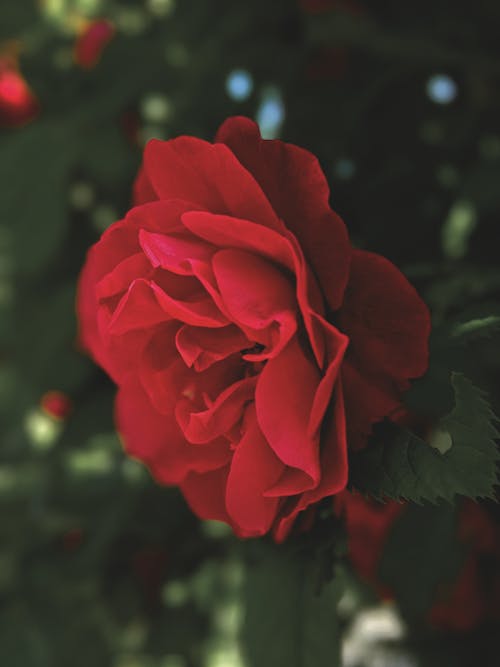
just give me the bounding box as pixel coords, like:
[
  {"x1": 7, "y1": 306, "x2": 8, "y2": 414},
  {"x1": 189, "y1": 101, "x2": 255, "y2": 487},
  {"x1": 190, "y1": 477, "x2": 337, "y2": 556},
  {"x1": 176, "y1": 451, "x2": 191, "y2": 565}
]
[
  {"x1": 350, "y1": 373, "x2": 499, "y2": 503},
  {"x1": 378, "y1": 504, "x2": 464, "y2": 621}
]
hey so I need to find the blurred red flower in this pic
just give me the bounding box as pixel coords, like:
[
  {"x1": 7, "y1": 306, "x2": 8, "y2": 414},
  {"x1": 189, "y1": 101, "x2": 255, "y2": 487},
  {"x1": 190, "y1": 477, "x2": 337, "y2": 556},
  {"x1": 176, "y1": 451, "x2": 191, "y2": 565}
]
[
  {"x1": 0, "y1": 55, "x2": 39, "y2": 128},
  {"x1": 74, "y1": 19, "x2": 115, "y2": 69},
  {"x1": 341, "y1": 492, "x2": 500, "y2": 631},
  {"x1": 40, "y1": 390, "x2": 72, "y2": 420}
]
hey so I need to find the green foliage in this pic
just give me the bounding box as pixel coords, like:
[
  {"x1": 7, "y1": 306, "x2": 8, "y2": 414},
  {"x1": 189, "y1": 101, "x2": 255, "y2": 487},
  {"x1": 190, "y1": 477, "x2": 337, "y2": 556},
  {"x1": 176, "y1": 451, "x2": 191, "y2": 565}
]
[
  {"x1": 378, "y1": 504, "x2": 464, "y2": 622},
  {"x1": 350, "y1": 373, "x2": 499, "y2": 503},
  {"x1": 241, "y1": 542, "x2": 343, "y2": 667}
]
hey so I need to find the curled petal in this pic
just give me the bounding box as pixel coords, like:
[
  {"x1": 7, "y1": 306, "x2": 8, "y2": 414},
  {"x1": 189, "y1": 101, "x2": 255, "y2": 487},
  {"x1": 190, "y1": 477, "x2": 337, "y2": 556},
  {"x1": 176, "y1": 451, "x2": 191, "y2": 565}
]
[
  {"x1": 150, "y1": 280, "x2": 229, "y2": 328},
  {"x1": 176, "y1": 376, "x2": 256, "y2": 444},
  {"x1": 308, "y1": 313, "x2": 349, "y2": 438},
  {"x1": 108, "y1": 279, "x2": 172, "y2": 335},
  {"x1": 96, "y1": 253, "x2": 153, "y2": 301},
  {"x1": 274, "y1": 381, "x2": 348, "y2": 542},
  {"x1": 176, "y1": 324, "x2": 249, "y2": 371},
  {"x1": 116, "y1": 380, "x2": 231, "y2": 485},
  {"x1": 139, "y1": 229, "x2": 215, "y2": 275}
]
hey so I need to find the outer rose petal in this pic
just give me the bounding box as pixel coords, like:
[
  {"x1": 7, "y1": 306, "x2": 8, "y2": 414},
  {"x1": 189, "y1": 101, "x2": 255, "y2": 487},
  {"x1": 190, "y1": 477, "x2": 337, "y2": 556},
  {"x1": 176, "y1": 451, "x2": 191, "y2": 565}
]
[
  {"x1": 255, "y1": 337, "x2": 321, "y2": 482},
  {"x1": 341, "y1": 361, "x2": 402, "y2": 449},
  {"x1": 115, "y1": 380, "x2": 231, "y2": 485},
  {"x1": 225, "y1": 405, "x2": 285, "y2": 537},
  {"x1": 77, "y1": 199, "x2": 202, "y2": 374},
  {"x1": 181, "y1": 466, "x2": 232, "y2": 524},
  {"x1": 338, "y1": 249, "x2": 431, "y2": 381},
  {"x1": 77, "y1": 220, "x2": 139, "y2": 377},
  {"x1": 141, "y1": 137, "x2": 284, "y2": 231},
  {"x1": 133, "y1": 166, "x2": 157, "y2": 205},
  {"x1": 216, "y1": 116, "x2": 351, "y2": 310},
  {"x1": 273, "y1": 381, "x2": 349, "y2": 542},
  {"x1": 338, "y1": 249, "x2": 430, "y2": 447}
]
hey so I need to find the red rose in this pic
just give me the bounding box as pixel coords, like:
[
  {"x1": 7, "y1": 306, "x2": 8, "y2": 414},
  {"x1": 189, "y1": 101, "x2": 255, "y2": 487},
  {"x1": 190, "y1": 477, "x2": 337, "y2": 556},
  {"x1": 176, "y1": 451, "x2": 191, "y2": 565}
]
[{"x1": 77, "y1": 116, "x2": 430, "y2": 539}]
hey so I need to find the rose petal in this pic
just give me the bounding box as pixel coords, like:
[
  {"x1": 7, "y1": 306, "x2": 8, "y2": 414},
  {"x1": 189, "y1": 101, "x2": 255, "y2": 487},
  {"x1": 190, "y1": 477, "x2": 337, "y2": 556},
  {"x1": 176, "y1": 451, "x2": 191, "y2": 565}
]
[
  {"x1": 176, "y1": 376, "x2": 256, "y2": 444},
  {"x1": 142, "y1": 137, "x2": 283, "y2": 230},
  {"x1": 133, "y1": 166, "x2": 157, "y2": 205},
  {"x1": 127, "y1": 198, "x2": 203, "y2": 235},
  {"x1": 96, "y1": 252, "x2": 153, "y2": 300},
  {"x1": 176, "y1": 324, "x2": 249, "y2": 371},
  {"x1": 139, "y1": 229, "x2": 216, "y2": 275},
  {"x1": 181, "y1": 211, "x2": 295, "y2": 270},
  {"x1": 255, "y1": 337, "x2": 320, "y2": 482},
  {"x1": 338, "y1": 249, "x2": 431, "y2": 381},
  {"x1": 212, "y1": 248, "x2": 297, "y2": 359},
  {"x1": 150, "y1": 280, "x2": 229, "y2": 328},
  {"x1": 116, "y1": 380, "x2": 231, "y2": 485},
  {"x1": 181, "y1": 466, "x2": 232, "y2": 524},
  {"x1": 216, "y1": 116, "x2": 351, "y2": 310},
  {"x1": 341, "y1": 361, "x2": 401, "y2": 450},
  {"x1": 225, "y1": 405, "x2": 284, "y2": 536},
  {"x1": 263, "y1": 466, "x2": 316, "y2": 498},
  {"x1": 308, "y1": 313, "x2": 349, "y2": 438},
  {"x1": 108, "y1": 279, "x2": 172, "y2": 335},
  {"x1": 273, "y1": 381, "x2": 348, "y2": 542},
  {"x1": 77, "y1": 219, "x2": 140, "y2": 362}
]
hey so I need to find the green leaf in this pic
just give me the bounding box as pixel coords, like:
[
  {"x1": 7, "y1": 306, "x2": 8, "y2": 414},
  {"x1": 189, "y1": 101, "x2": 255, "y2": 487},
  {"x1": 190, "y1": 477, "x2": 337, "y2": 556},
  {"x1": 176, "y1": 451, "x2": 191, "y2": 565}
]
[
  {"x1": 452, "y1": 315, "x2": 500, "y2": 340},
  {"x1": 378, "y1": 504, "x2": 464, "y2": 622},
  {"x1": 241, "y1": 543, "x2": 342, "y2": 667},
  {"x1": 350, "y1": 373, "x2": 499, "y2": 503}
]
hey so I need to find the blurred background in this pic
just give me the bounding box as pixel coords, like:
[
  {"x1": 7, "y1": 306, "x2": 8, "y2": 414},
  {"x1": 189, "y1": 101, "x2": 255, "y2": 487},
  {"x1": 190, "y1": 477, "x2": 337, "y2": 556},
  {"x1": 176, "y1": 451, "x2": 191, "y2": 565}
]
[{"x1": 0, "y1": 1, "x2": 499, "y2": 666}]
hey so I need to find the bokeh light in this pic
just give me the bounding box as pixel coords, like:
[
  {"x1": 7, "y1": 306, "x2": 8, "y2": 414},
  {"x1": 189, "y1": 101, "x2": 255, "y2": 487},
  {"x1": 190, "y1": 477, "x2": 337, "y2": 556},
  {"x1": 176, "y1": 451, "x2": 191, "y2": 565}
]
[
  {"x1": 426, "y1": 74, "x2": 458, "y2": 105},
  {"x1": 256, "y1": 86, "x2": 285, "y2": 139},
  {"x1": 225, "y1": 69, "x2": 253, "y2": 102}
]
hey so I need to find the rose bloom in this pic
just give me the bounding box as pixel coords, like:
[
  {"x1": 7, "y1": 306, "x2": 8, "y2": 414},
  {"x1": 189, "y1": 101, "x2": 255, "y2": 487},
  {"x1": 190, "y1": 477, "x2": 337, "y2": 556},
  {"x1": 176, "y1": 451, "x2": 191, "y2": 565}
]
[{"x1": 77, "y1": 116, "x2": 430, "y2": 540}]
